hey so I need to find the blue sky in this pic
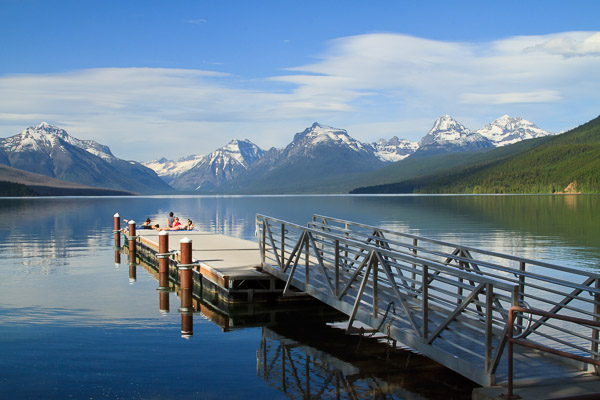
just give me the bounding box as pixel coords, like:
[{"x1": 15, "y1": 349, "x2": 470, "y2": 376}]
[{"x1": 1, "y1": 0, "x2": 599, "y2": 160}]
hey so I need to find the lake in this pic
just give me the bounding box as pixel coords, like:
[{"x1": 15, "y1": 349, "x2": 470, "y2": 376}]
[{"x1": 1, "y1": 194, "x2": 599, "y2": 399}]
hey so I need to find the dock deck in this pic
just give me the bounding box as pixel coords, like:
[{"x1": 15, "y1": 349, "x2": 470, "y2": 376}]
[{"x1": 133, "y1": 229, "x2": 284, "y2": 302}]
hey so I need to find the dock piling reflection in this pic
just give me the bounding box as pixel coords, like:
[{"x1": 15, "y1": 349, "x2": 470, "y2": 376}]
[
  {"x1": 181, "y1": 310, "x2": 193, "y2": 338},
  {"x1": 179, "y1": 237, "x2": 194, "y2": 337},
  {"x1": 129, "y1": 263, "x2": 136, "y2": 283},
  {"x1": 114, "y1": 248, "x2": 121, "y2": 267},
  {"x1": 179, "y1": 288, "x2": 194, "y2": 337},
  {"x1": 159, "y1": 290, "x2": 170, "y2": 313}
]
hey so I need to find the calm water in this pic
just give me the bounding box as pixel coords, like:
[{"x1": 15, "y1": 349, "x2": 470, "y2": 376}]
[{"x1": 1, "y1": 194, "x2": 599, "y2": 399}]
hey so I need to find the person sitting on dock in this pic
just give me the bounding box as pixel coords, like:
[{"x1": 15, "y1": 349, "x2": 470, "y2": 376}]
[
  {"x1": 162, "y1": 217, "x2": 194, "y2": 231},
  {"x1": 123, "y1": 218, "x2": 160, "y2": 231},
  {"x1": 167, "y1": 211, "x2": 175, "y2": 228},
  {"x1": 141, "y1": 218, "x2": 161, "y2": 230}
]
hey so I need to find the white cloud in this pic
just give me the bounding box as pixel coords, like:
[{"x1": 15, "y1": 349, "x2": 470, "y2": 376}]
[
  {"x1": 0, "y1": 31, "x2": 598, "y2": 160},
  {"x1": 277, "y1": 32, "x2": 599, "y2": 106},
  {"x1": 273, "y1": 31, "x2": 600, "y2": 137},
  {"x1": 187, "y1": 18, "x2": 207, "y2": 24},
  {"x1": 526, "y1": 32, "x2": 600, "y2": 57},
  {"x1": 460, "y1": 91, "x2": 563, "y2": 105}
]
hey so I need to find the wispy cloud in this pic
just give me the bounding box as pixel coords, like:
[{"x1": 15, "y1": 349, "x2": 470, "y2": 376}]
[
  {"x1": 460, "y1": 91, "x2": 563, "y2": 105},
  {"x1": 276, "y1": 32, "x2": 599, "y2": 108},
  {"x1": 0, "y1": 31, "x2": 598, "y2": 160},
  {"x1": 526, "y1": 32, "x2": 600, "y2": 57},
  {"x1": 187, "y1": 18, "x2": 207, "y2": 24}
]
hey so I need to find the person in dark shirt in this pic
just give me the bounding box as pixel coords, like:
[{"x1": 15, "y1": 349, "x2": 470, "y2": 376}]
[{"x1": 167, "y1": 212, "x2": 175, "y2": 228}]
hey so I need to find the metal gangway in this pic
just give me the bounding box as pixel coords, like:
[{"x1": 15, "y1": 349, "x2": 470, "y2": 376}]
[{"x1": 256, "y1": 214, "x2": 600, "y2": 387}]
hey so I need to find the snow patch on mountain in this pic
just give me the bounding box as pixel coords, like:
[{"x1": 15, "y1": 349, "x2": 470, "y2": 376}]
[
  {"x1": 294, "y1": 123, "x2": 368, "y2": 153},
  {"x1": 208, "y1": 139, "x2": 263, "y2": 168},
  {"x1": 143, "y1": 154, "x2": 204, "y2": 179},
  {"x1": 476, "y1": 115, "x2": 554, "y2": 146},
  {"x1": 166, "y1": 139, "x2": 265, "y2": 191},
  {"x1": 0, "y1": 122, "x2": 173, "y2": 193},
  {"x1": 420, "y1": 115, "x2": 489, "y2": 146},
  {"x1": 1, "y1": 122, "x2": 116, "y2": 160},
  {"x1": 371, "y1": 137, "x2": 419, "y2": 162}
]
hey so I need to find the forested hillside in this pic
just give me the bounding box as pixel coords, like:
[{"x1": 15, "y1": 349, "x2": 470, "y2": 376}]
[{"x1": 351, "y1": 115, "x2": 600, "y2": 194}]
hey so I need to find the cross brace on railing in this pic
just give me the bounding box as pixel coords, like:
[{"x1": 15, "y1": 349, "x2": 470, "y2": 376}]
[{"x1": 257, "y1": 214, "x2": 520, "y2": 386}]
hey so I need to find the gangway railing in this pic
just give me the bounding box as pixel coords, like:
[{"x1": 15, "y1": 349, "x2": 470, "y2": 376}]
[
  {"x1": 256, "y1": 214, "x2": 520, "y2": 386},
  {"x1": 505, "y1": 306, "x2": 600, "y2": 399},
  {"x1": 310, "y1": 214, "x2": 600, "y2": 377}
]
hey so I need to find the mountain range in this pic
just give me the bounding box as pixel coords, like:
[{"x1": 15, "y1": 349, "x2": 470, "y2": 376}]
[
  {"x1": 352, "y1": 115, "x2": 600, "y2": 194},
  {"x1": 143, "y1": 115, "x2": 554, "y2": 192},
  {"x1": 0, "y1": 115, "x2": 559, "y2": 195}
]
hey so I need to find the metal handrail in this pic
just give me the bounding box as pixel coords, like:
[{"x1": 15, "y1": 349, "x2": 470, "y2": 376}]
[
  {"x1": 256, "y1": 214, "x2": 520, "y2": 385},
  {"x1": 312, "y1": 215, "x2": 600, "y2": 348},
  {"x1": 312, "y1": 214, "x2": 600, "y2": 280},
  {"x1": 505, "y1": 306, "x2": 600, "y2": 399},
  {"x1": 256, "y1": 214, "x2": 516, "y2": 291},
  {"x1": 309, "y1": 220, "x2": 600, "y2": 296}
]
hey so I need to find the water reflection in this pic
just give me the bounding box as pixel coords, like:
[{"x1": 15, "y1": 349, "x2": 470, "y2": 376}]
[
  {"x1": 129, "y1": 263, "x2": 137, "y2": 283},
  {"x1": 114, "y1": 248, "x2": 121, "y2": 266},
  {"x1": 180, "y1": 310, "x2": 193, "y2": 338},
  {"x1": 3, "y1": 195, "x2": 599, "y2": 267},
  {"x1": 159, "y1": 289, "x2": 170, "y2": 313},
  {"x1": 257, "y1": 324, "x2": 476, "y2": 400},
  {"x1": 179, "y1": 288, "x2": 194, "y2": 338},
  {"x1": 129, "y1": 246, "x2": 475, "y2": 399},
  {"x1": 2, "y1": 195, "x2": 600, "y2": 399}
]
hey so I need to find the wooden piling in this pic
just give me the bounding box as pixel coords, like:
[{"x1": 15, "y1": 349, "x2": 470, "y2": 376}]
[
  {"x1": 158, "y1": 231, "x2": 169, "y2": 290},
  {"x1": 114, "y1": 213, "x2": 121, "y2": 248},
  {"x1": 179, "y1": 237, "x2": 192, "y2": 291},
  {"x1": 128, "y1": 220, "x2": 136, "y2": 265},
  {"x1": 179, "y1": 237, "x2": 193, "y2": 315}
]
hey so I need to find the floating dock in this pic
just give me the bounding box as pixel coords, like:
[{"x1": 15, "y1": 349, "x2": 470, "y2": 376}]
[{"x1": 132, "y1": 229, "x2": 287, "y2": 303}]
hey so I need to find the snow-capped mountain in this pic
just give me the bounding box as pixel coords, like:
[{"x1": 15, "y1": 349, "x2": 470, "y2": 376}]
[
  {"x1": 415, "y1": 115, "x2": 494, "y2": 156},
  {"x1": 371, "y1": 137, "x2": 419, "y2": 162},
  {"x1": 476, "y1": 115, "x2": 554, "y2": 146},
  {"x1": 289, "y1": 123, "x2": 370, "y2": 154},
  {"x1": 1, "y1": 122, "x2": 117, "y2": 161},
  {"x1": 283, "y1": 123, "x2": 418, "y2": 162},
  {"x1": 142, "y1": 154, "x2": 204, "y2": 183},
  {"x1": 219, "y1": 123, "x2": 386, "y2": 194},
  {"x1": 280, "y1": 123, "x2": 383, "y2": 166},
  {"x1": 169, "y1": 139, "x2": 265, "y2": 191},
  {"x1": 0, "y1": 122, "x2": 173, "y2": 194}
]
